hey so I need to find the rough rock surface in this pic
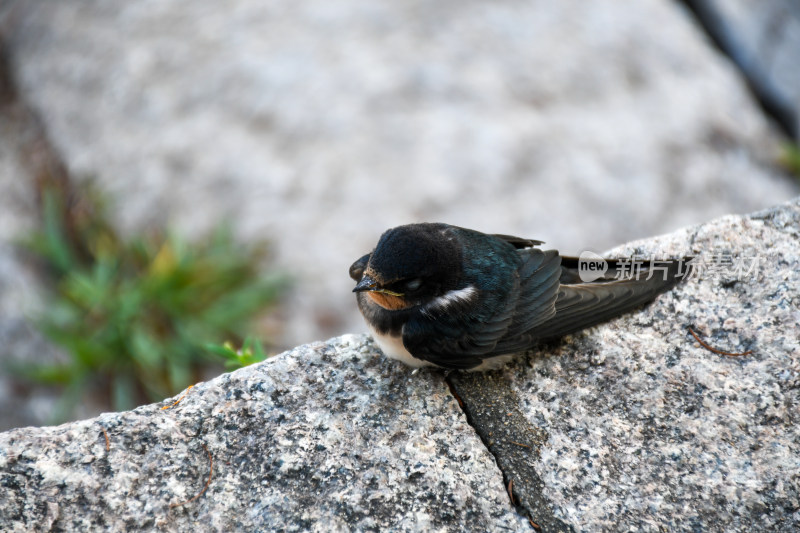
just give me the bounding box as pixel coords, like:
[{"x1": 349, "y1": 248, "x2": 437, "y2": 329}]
[
  {"x1": 506, "y1": 198, "x2": 800, "y2": 531},
  {"x1": 1, "y1": 199, "x2": 798, "y2": 532},
  {"x1": 0, "y1": 335, "x2": 527, "y2": 532}
]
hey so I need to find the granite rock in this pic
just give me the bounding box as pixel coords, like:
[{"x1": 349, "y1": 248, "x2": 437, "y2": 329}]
[
  {"x1": 503, "y1": 197, "x2": 800, "y2": 531},
  {"x1": 0, "y1": 335, "x2": 527, "y2": 532},
  {"x1": 1, "y1": 199, "x2": 798, "y2": 532}
]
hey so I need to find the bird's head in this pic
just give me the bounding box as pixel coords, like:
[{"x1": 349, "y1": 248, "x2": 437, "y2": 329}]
[{"x1": 351, "y1": 223, "x2": 462, "y2": 310}]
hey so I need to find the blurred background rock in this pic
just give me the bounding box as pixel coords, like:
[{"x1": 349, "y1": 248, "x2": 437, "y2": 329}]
[{"x1": 0, "y1": 0, "x2": 798, "y2": 430}]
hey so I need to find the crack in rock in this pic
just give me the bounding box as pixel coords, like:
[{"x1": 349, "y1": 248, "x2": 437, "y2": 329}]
[{"x1": 446, "y1": 370, "x2": 573, "y2": 533}]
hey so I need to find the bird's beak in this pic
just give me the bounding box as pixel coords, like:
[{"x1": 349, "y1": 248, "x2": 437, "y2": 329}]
[
  {"x1": 353, "y1": 274, "x2": 378, "y2": 293},
  {"x1": 353, "y1": 274, "x2": 404, "y2": 296}
]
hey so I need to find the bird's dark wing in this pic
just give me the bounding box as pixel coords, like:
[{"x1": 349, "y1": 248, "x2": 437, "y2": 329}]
[
  {"x1": 349, "y1": 253, "x2": 371, "y2": 282},
  {"x1": 491, "y1": 249, "x2": 562, "y2": 354},
  {"x1": 530, "y1": 260, "x2": 686, "y2": 340},
  {"x1": 492, "y1": 233, "x2": 545, "y2": 249},
  {"x1": 402, "y1": 248, "x2": 563, "y2": 369}
]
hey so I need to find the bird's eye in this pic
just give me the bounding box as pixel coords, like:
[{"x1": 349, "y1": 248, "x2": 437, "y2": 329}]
[{"x1": 405, "y1": 278, "x2": 423, "y2": 292}]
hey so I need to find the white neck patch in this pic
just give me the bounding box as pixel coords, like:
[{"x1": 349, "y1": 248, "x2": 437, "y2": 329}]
[{"x1": 423, "y1": 285, "x2": 477, "y2": 315}]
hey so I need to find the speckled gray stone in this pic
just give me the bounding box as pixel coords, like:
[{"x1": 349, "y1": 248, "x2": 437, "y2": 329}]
[
  {"x1": 0, "y1": 335, "x2": 527, "y2": 532},
  {"x1": 1, "y1": 201, "x2": 799, "y2": 531},
  {"x1": 448, "y1": 370, "x2": 571, "y2": 532},
  {"x1": 501, "y1": 198, "x2": 800, "y2": 531}
]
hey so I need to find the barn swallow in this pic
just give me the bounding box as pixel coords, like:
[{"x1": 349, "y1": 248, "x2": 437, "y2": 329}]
[{"x1": 350, "y1": 223, "x2": 687, "y2": 370}]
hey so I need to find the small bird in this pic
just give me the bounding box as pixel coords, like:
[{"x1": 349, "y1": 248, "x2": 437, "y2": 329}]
[{"x1": 350, "y1": 223, "x2": 687, "y2": 370}]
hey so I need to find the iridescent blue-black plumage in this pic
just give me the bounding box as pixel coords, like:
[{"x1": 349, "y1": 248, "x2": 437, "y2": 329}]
[{"x1": 351, "y1": 223, "x2": 686, "y2": 370}]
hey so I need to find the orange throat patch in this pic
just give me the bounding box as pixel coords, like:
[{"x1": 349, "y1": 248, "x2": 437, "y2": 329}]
[{"x1": 367, "y1": 291, "x2": 413, "y2": 310}]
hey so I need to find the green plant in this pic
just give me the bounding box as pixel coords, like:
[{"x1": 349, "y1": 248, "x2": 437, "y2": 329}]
[
  {"x1": 205, "y1": 337, "x2": 269, "y2": 370},
  {"x1": 16, "y1": 184, "x2": 286, "y2": 419},
  {"x1": 779, "y1": 142, "x2": 800, "y2": 179}
]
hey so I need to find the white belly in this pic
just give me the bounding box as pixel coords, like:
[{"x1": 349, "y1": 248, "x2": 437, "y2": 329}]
[
  {"x1": 367, "y1": 326, "x2": 517, "y2": 371},
  {"x1": 368, "y1": 326, "x2": 434, "y2": 368}
]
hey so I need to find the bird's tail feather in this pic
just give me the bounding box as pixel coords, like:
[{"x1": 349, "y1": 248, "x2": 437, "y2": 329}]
[{"x1": 532, "y1": 258, "x2": 689, "y2": 340}]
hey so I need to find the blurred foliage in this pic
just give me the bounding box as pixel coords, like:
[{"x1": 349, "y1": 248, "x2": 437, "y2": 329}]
[
  {"x1": 15, "y1": 184, "x2": 286, "y2": 419},
  {"x1": 205, "y1": 337, "x2": 269, "y2": 370},
  {"x1": 778, "y1": 142, "x2": 800, "y2": 179}
]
